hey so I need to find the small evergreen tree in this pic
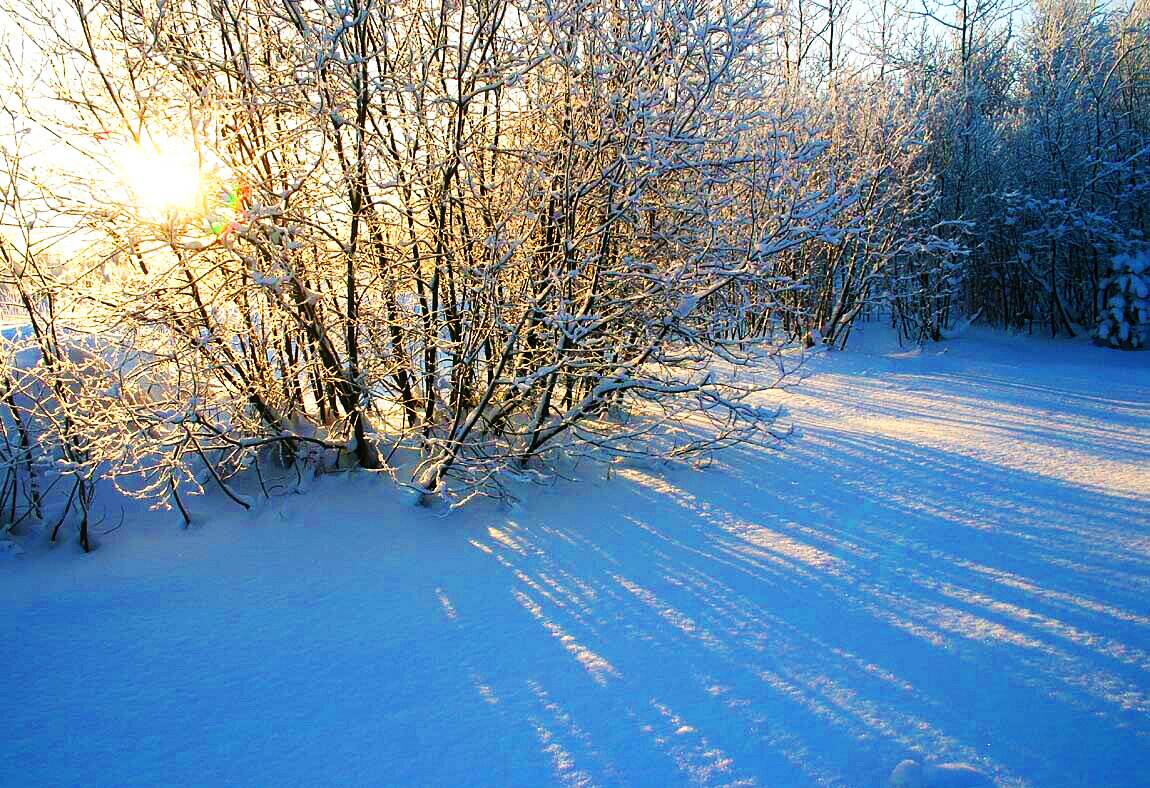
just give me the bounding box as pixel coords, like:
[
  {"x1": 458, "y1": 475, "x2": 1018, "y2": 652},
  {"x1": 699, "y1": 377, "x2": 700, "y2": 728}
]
[{"x1": 1097, "y1": 250, "x2": 1150, "y2": 349}]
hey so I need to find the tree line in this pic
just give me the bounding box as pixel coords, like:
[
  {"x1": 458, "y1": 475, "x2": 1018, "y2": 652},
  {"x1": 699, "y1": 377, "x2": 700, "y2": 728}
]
[{"x1": 0, "y1": 0, "x2": 1145, "y2": 546}]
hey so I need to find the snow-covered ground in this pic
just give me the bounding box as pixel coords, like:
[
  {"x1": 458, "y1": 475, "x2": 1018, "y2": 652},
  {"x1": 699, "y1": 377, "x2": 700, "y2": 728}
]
[{"x1": 2, "y1": 326, "x2": 1147, "y2": 787}]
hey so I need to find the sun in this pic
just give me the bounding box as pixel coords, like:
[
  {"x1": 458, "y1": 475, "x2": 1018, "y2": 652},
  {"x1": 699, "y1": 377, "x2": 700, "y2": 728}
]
[{"x1": 118, "y1": 135, "x2": 205, "y2": 217}]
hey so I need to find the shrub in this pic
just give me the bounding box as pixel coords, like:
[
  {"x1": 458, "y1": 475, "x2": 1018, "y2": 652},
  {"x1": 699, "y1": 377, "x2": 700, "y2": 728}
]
[{"x1": 1096, "y1": 251, "x2": 1150, "y2": 350}]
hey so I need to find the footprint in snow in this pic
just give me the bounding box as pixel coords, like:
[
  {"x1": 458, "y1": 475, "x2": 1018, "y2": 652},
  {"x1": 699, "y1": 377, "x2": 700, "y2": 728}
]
[{"x1": 888, "y1": 759, "x2": 995, "y2": 787}]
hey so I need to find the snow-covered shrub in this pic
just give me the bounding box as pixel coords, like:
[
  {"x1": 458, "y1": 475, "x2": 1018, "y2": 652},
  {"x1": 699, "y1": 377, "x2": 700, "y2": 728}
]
[
  {"x1": 3, "y1": 0, "x2": 846, "y2": 519},
  {"x1": 1096, "y1": 251, "x2": 1150, "y2": 350},
  {"x1": 0, "y1": 325, "x2": 120, "y2": 549},
  {"x1": 0, "y1": 322, "x2": 302, "y2": 545}
]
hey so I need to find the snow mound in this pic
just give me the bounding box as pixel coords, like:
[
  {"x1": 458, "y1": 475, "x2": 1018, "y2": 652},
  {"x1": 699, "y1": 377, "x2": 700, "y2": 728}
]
[
  {"x1": 0, "y1": 539, "x2": 25, "y2": 557},
  {"x1": 889, "y1": 760, "x2": 994, "y2": 787}
]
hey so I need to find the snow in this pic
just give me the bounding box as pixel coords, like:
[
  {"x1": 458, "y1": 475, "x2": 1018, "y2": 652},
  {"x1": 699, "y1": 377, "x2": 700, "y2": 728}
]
[{"x1": 2, "y1": 326, "x2": 1148, "y2": 787}]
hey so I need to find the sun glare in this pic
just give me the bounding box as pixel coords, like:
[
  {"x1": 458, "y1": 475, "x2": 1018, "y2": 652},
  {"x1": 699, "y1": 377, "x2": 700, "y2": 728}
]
[{"x1": 118, "y1": 136, "x2": 205, "y2": 217}]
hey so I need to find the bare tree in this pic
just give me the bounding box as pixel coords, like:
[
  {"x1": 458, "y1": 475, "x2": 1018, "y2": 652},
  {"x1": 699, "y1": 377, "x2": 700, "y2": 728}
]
[{"x1": 0, "y1": 0, "x2": 845, "y2": 520}]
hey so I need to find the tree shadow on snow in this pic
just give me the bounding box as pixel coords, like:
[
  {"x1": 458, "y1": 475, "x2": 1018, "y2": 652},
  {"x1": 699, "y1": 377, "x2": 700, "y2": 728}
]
[{"x1": 432, "y1": 420, "x2": 1150, "y2": 787}]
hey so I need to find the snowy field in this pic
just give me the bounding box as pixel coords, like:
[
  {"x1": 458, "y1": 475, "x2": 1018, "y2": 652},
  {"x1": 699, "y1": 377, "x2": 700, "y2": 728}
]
[{"x1": 2, "y1": 327, "x2": 1148, "y2": 787}]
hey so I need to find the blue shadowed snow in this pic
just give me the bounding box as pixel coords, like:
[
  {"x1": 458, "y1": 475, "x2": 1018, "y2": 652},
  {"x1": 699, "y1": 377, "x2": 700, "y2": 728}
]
[{"x1": 1, "y1": 326, "x2": 1147, "y2": 787}]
